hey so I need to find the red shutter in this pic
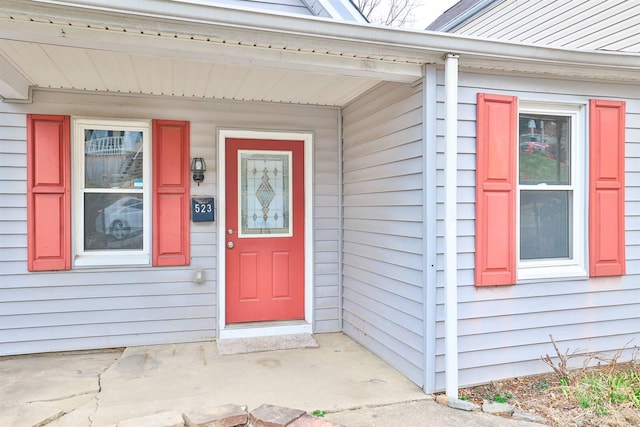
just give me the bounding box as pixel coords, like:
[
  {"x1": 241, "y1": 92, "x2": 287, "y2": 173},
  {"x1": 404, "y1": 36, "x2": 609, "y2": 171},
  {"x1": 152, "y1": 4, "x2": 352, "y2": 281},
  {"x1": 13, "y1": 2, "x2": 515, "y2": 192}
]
[
  {"x1": 589, "y1": 100, "x2": 626, "y2": 276},
  {"x1": 27, "y1": 115, "x2": 71, "y2": 271},
  {"x1": 152, "y1": 120, "x2": 190, "y2": 266},
  {"x1": 475, "y1": 94, "x2": 518, "y2": 286}
]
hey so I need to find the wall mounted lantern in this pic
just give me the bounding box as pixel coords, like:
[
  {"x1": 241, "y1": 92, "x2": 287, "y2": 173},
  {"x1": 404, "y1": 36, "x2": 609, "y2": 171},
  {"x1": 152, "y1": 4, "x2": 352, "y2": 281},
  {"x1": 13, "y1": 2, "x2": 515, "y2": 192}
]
[{"x1": 191, "y1": 157, "x2": 206, "y2": 186}]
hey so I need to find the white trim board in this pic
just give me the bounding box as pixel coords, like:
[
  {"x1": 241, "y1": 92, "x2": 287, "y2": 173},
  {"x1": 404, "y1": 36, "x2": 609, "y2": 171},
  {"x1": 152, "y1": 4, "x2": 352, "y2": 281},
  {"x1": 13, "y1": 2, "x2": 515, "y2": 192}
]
[{"x1": 217, "y1": 129, "x2": 314, "y2": 340}]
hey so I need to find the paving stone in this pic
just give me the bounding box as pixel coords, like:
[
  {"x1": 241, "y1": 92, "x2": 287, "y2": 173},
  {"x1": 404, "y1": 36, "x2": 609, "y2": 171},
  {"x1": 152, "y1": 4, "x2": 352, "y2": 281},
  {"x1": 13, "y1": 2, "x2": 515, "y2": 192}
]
[
  {"x1": 250, "y1": 404, "x2": 305, "y2": 427},
  {"x1": 117, "y1": 410, "x2": 184, "y2": 427},
  {"x1": 512, "y1": 408, "x2": 547, "y2": 424},
  {"x1": 183, "y1": 404, "x2": 248, "y2": 427},
  {"x1": 288, "y1": 414, "x2": 343, "y2": 427},
  {"x1": 447, "y1": 397, "x2": 481, "y2": 411},
  {"x1": 482, "y1": 400, "x2": 515, "y2": 415}
]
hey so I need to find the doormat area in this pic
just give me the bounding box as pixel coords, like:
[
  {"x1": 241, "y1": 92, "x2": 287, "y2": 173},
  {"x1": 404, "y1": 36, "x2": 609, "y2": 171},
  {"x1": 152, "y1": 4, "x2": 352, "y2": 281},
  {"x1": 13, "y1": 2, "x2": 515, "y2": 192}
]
[{"x1": 216, "y1": 333, "x2": 318, "y2": 355}]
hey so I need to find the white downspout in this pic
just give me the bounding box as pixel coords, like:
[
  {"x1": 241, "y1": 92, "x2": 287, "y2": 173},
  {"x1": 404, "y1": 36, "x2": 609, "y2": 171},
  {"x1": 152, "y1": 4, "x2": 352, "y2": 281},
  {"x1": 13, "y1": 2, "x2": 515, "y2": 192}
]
[{"x1": 444, "y1": 53, "x2": 459, "y2": 399}]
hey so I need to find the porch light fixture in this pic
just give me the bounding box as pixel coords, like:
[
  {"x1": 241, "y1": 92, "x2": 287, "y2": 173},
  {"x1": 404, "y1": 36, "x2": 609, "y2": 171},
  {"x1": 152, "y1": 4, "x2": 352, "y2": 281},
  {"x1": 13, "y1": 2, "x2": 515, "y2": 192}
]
[{"x1": 191, "y1": 157, "x2": 206, "y2": 186}]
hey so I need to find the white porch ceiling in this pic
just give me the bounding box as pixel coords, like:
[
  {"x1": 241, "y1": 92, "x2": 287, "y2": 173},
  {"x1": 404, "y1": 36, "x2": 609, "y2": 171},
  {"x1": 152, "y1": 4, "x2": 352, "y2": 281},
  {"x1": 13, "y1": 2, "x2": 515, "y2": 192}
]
[
  {"x1": 0, "y1": 39, "x2": 382, "y2": 106},
  {"x1": 0, "y1": 5, "x2": 424, "y2": 106}
]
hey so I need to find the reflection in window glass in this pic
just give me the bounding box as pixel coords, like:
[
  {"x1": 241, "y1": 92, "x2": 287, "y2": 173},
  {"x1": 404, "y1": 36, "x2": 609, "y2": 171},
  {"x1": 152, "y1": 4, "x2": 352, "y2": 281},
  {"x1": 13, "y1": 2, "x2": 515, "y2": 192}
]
[
  {"x1": 519, "y1": 114, "x2": 570, "y2": 185},
  {"x1": 84, "y1": 130, "x2": 143, "y2": 189},
  {"x1": 520, "y1": 190, "x2": 571, "y2": 260},
  {"x1": 81, "y1": 126, "x2": 145, "y2": 253},
  {"x1": 85, "y1": 194, "x2": 144, "y2": 250}
]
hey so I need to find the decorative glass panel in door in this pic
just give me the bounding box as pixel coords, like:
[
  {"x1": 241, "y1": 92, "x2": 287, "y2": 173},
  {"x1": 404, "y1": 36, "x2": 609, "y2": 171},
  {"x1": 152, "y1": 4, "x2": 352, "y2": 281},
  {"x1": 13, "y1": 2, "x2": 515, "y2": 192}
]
[{"x1": 238, "y1": 150, "x2": 292, "y2": 237}]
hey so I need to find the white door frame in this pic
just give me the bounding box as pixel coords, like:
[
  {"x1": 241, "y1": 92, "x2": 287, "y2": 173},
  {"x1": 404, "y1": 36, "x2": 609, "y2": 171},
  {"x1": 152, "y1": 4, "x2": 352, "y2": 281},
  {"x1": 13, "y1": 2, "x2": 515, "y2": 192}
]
[{"x1": 217, "y1": 129, "x2": 314, "y2": 339}]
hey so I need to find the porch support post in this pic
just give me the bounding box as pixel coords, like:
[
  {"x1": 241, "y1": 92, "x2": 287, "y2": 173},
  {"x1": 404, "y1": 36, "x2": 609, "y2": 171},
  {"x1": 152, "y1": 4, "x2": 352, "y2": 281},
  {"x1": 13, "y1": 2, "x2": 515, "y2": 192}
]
[{"x1": 444, "y1": 53, "x2": 459, "y2": 398}]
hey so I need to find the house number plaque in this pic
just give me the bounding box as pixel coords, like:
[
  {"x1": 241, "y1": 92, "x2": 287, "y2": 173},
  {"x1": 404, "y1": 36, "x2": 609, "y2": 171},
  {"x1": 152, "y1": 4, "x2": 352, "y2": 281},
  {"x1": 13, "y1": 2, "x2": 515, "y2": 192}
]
[{"x1": 191, "y1": 197, "x2": 215, "y2": 222}]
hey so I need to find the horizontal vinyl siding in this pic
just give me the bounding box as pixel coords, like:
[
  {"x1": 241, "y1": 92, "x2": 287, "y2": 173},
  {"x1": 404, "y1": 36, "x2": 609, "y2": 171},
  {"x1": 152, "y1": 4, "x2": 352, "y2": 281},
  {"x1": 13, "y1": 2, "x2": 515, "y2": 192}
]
[
  {"x1": 0, "y1": 90, "x2": 340, "y2": 355},
  {"x1": 0, "y1": 113, "x2": 25, "y2": 277},
  {"x1": 341, "y1": 82, "x2": 425, "y2": 386},
  {"x1": 456, "y1": 0, "x2": 640, "y2": 53},
  {"x1": 314, "y1": 124, "x2": 342, "y2": 333},
  {"x1": 434, "y1": 70, "x2": 640, "y2": 389}
]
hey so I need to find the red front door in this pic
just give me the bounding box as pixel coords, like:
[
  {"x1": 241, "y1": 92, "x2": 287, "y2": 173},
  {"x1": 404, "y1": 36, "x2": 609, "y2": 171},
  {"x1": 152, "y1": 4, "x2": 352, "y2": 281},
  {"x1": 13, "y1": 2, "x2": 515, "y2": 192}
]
[{"x1": 225, "y1": 138, "x2": 305, "y2": 323}]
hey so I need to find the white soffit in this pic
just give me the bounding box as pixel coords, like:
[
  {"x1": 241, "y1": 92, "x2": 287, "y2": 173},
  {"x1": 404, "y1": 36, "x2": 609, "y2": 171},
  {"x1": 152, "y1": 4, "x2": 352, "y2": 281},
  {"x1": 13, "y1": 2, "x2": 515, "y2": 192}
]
[
  {"x1": 0, "y1": 39, "x2": 380, "y2": 105},
  {"x1": 0, "y1": 10, "x2": 421, "y2": 104},
  {"x1": 0, "y1": 54, "x2": 30, "y2": 99}
]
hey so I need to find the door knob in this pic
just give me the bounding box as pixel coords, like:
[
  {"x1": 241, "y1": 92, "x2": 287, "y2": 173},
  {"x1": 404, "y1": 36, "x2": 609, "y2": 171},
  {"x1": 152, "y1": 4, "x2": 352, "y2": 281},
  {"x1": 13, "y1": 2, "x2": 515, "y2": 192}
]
[
  {"x1": 227, "y1": 241, "x2": 234, "y2": 249},
  {"x1": 227, "y1": 229, "x2": 234, "y2": 235}
]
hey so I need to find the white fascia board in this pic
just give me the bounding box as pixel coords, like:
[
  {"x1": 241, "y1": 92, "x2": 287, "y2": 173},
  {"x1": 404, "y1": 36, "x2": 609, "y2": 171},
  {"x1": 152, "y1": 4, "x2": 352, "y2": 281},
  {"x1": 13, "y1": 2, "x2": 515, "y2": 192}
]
[
  {"x1": 460, "y1": 55, "x2": 640, "y2": 83},
  {"x1": 0, "y1": 55, "x2": 31, "y2": 100},
  {"x1": 4, "y1": 0, "x2": 640, "y2": 81}
]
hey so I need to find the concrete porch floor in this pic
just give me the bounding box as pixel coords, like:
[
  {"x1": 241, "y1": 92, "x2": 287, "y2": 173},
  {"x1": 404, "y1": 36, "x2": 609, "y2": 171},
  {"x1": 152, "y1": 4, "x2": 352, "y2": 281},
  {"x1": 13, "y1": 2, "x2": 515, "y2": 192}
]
[{"x1": 0, "y1": 333, "x2": 545, "y2": 426}]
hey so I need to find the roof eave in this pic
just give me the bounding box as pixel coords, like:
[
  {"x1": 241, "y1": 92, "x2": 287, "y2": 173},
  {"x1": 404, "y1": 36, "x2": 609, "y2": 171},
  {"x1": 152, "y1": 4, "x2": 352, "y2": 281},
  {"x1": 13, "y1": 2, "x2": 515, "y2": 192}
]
[{"x1": 3, "y1": 0, "x2": 640, "y2": 102}]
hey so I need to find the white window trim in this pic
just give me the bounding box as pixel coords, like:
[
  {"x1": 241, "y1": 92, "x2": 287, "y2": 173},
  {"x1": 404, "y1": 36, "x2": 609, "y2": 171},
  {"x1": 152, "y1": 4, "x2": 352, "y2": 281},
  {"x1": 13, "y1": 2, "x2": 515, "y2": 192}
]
[
  {"x1": 516, "y1": 102, "x2": 588, "y2": 282},
  {"x1": 72, "y1": 118, "x2": 152, "y2": 267}
]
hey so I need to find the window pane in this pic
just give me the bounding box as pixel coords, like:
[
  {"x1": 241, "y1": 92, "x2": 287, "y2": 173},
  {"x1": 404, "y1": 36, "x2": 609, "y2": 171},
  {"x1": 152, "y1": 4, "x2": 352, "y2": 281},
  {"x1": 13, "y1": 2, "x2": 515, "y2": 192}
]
[
  {"x1": 520, "y1": 190, "x2": 571, "y2": 260},
  {"x1": 84, "y1": 129, "x2": 144, "y2": 189},
  {"x1": 240, "y1": 151, "x2": 291, "y2": 236},
  {"x1": 86, "y1": 194, "x2": 144, "y2": 250},
  {"x1": 519, "y1": 114, "x2": 570, "y2": 185}
]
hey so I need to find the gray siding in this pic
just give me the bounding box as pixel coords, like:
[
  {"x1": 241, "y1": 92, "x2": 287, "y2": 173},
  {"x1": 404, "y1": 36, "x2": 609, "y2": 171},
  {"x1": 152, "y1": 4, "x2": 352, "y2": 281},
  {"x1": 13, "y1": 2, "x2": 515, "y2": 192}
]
[
  {"x1": 435, "y1": 71, "x2": 640, "y2": 389},
  {"x1": 0, "y1": 90, "x2": 340, "y2": 355},
  {"x1": 454, "y1": 0, "x2": 640, "y2": 53},
  {"x1": 341, "y1": 82, "x2": 425, "y2": 386}
]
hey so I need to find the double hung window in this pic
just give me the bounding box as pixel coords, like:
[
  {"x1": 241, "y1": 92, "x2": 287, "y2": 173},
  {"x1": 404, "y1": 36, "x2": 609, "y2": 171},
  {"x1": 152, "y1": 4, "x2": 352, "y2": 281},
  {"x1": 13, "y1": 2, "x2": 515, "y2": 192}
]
[
  {"x1": 475, "y1": 94, "x2": 625, "y2": 286},
  {"x1": 26, "y1": 115, "x2": 191, "y2": 271},
  {"x1": 517, "y1": 104, "x2": 586, "y2": 280},
  {"x1": 73, "y1": 119, "x2": 151, "y2": 266}
]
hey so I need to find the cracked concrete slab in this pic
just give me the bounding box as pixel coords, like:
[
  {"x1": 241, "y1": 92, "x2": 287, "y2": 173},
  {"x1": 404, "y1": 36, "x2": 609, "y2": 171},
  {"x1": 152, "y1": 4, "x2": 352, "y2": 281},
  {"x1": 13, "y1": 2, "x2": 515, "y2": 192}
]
[
  {"x1": 0, "y1": 349, "x2": 122, "y2": 427},
  {"x1": 45, "y1": 334, "x2": 430, "y2": 426},
  {"x1": 0, "y1": 334, "x2": 547, "y2": 427}
]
